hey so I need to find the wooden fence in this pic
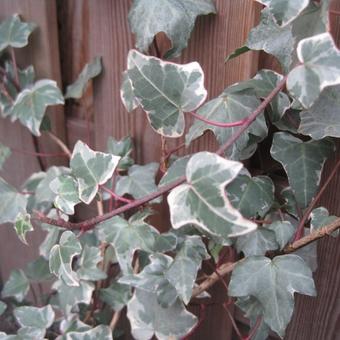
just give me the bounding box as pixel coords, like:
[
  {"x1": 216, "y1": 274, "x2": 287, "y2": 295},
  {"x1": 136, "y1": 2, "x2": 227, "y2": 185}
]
[{"x1": 0, "y1": 1, "x2": 339, "y2": 339}]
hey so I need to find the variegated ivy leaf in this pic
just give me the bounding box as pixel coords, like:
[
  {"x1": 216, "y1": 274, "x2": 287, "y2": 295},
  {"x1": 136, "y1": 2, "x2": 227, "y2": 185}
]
[
  {"x1": 186, "y1": 85, "x2": 267, "y2": 160},
  {"x1": 14, "y1": 213, "x2": 33, "y2": 245},
  {"x1": 298, "y1": 85, "x2": 340, "y2": 139},
  {"x1": 70, "y1": 141, "x2": 120, "y2": 204},
  {"x1": 227, "y1": 174, "x2": 274, "y2": 218},
  {"x1": 99, "y1": 282, "x2": 132, "y2": 312},
  {"x1": 14, "y1": 305, "x2": 55, "y2": 329},
  {"x1": 65, "y1": 57, "x2": 102, "y2": 99},
  {"x1": 229, "y1": 255, "x2": 316, "y2": 337},
  {"x1": 287, "y1": 33, "x2": 340, "y2": 108},
  {"x1": 120, "y1": 71, "x2": 139, "y2": 112},
  {"x1": 256, "y1": 0, "x2": 309, "y2": 26},
  {"x1": 0, "y1": 14, "x2": 36, "y2": 52},
  {"x1": 52, "y1": 280, "x2": 94, "y2": 315},
  {"x1": 25, "y1": 256, "x2": 54, "y2": 282},
  {"x1": 310, "y1": 207, "x2": 338, "y2": 238},
  {"x1": 159, "y1": 156, "x2": 190, "y2": 187},
  {"x1": 49, "y1": 231, "x2": 82, "y2": 286},
  {"x1": 126, "y1": 50, "x2": 207, "y2": 137},
  {"x1": 128, "y1": 0, "x2": 216, "y2": 59},
  {"x1": 127, "y1": 289, "x2": 197, "y2": 340},
  {"x1": 168, "y1": 152, "x2": 257, "y2": 243},
  {"x1": 0, "y1": 301, "x2": 6, "y2": 316},
  {"x1": 63, "y1": 325, "x2": 113, "y2": 340},
  {"x1": 270, "y1": 132, "x2": 335, "y2": 208},
  {"x1": 1, "y1": 269, "x2": 29, "y2": 302},
  {"x1": 96, "y1": 211, "x2": 174, "y2": 273},
  {"x1": 58, "y1": 314, "x2": 91, "y2": 336},
  {"x1": 235, "y1": 228, "x2": 278, "y2": 256},
  {"x1": 0, "y1": 327, "x2": 46, "y2": 339},
  {"x1": 50, "y1": 175, "x2": 81, "y2": 215},
  {"x1": 106, "y1": 135, "x2": 134, "y2": 171},
  {"x1": 0, "y1": 177, "x2": 27, "y2": 224},
  {"x1": 267, "y1": 220, "x2": 296, "y2": 249},
  {"x1": 76, "y1": 245, "x2": 107, "y2": 281},
  {"x1": 280, "y1": 186, "x2": 299, "y2": 218},
  {"x1": 10, "y1": 80, "x2": 64, "y2": 136},
  {"x1": 0, "y1": 143, "x2": 10, "y2": 170},
  {"x1": 116, "y1": 163, "x2": 161, "y2": 203}
]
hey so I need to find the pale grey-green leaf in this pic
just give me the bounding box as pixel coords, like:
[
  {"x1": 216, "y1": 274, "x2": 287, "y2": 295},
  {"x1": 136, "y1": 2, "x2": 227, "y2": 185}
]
[
  {"x1": 99, "y1": 282, "x2": 132, "y2": 312},
  {"x1": 120, "y1": 71, "x2": 139, "y2": 112},
  {"x1": 127, "y1": 289, "x2": 197, "y2": 340},
  {"x1": 0, "y1": 14, "x2": 36, "y2": 52},
  {"x1": 270, "y1": 132, "x2": 334, "y2": 208},
  {"x1": 64, "y1": 325, "x2": 112, "y2": 340},
  {"x1": 107, "y1": 135, "x2": 134, "y2": 171},
  {"x1": 128, "y1": 0, "x2": 216, "y2": 58},
  {"x1": 70, "y1": 141, "x2": 120, "y2": 204},
  {"x1": 49, "y1": 231, "x2": 82, "y2": 286},
  {"x1": 25, "y1": 256, "x2": 54, "y2": 282},
  {"x1": 168, "y1": 152, "x2": 256, "y2": 243},
  {"x1": 1, "y1": 269, "x2": 29, "y2": 302},
  {"x1": 0, "y1": 143, "x2": 10, "y2": 170},
  {"x1": 229, "y1": 255, "x2": 316, "y2": 337},
  {"x1": 127, "y1": 50, "x2": 207, "y2": 137},
  {"x1": 159, "y1": 156, "x2": 190, "y2": 187},
  {"x1": 14, "y1": 305, "x2": 55, "y2": 329},
  {"x1": 267, "y1": 220, "x2": 296, "y2": 249},
  {"x1": 10, "y1": 80, "x2": 64, "y2": 136},
  {"x1": 310, "y1": 207, "x2": 338, "y2": 237},
  {"x1": 65, "y1": 57, "x2": 102, "y2": 99},
  {"x1": 14, "y1": 213, "x2": 33, "y2": 245}
]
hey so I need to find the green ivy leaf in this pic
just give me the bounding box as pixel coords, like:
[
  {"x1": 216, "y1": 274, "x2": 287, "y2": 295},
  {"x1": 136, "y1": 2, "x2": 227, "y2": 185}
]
[
  {"x1": 49, "y1": 231, "x2": 82, "y2": 286},
  {"x1": 267, "y1": 220, "x2": 296, "y2": 249},
  {"x1": 186, "y1": 85, "x2": 267, "y2": 160},
  {"x1": 120, "y1": 71, "x2": 139, "y2": 112},
  {"x1": 310, "y1": 207, "x2": 338, "y2": 237},
  {"x1": 270, "y1": 132, "x2": 335, "y2": 208},
  {"x1": 76, "y1": 245, "x2": 107, "y2": 281},
  {"x1": 14, "y1": 213, "x2": 33, "y2": 245},
  {"x1": 52, "y1": 280, "x2": 94, "y2": 316},
  {"x1": 126, "y1": 50, "x2": 207, "y2": 137},
  {"x1": 127, "y1": 289, "x2": 197, "y2": 340},
  {"x1": 96, "y1": 211, "x2": 166, "y2": 273},
  {"x1": 159, "y1": 156, "x2": 190, "y2": 187},
  {"x1": 256, "y1": 0, "x2": 309, "y2": 26},
  {"x1": 0, "y1": 177, "x2": 27, "y2": 224},
  {"x1": 0, "y1": 327, "x2": 46, "y2": 339},
  {"x1": 25, "y1": 256, "x2": 54, "y2": 282},
  {"x1": 116, "y1": 163, "x2": 161, "y2": 203},
  {"x1": 58, "y1": 315, "x2": 91, "y2": 335},
  {"x1": 10, "y1": 80, "x2": 64, "y2": 136},
  {"x1": 0, "y1": 301, "x2": 7, "y2": 316},
  {"x1": 106, "y1": 136, "x2": 134, "y2": 171},
  {"x1": 0, "y1": 14, "x2": 36, "y2": 52},
  {"x1": 227, "y1": 174, "x2": 274, "y2": 218},
  {"x1": 70, "y1": 141, "x2": 120, "y2": 204},
  {"x1": 298, "y1": 85, "x2": 340, "y2": 139},
  {"x1": 99, "y1": 282, "x2": 132, "y2": 312},
  {"x1": 168, "y1": 152, "x2": 256, "y2": 243},
  {"x1": 128, "y1": 0, "x2": 216, "y2": 59},
  {"x1": 229, "y1": 255, "x2": 316, "y2": 337},
  {"x1": 1, "y1": 269, "x2": 29, "y2": 302},
  {"x1": 50, "y1": 175, "x2": 81, "y2": 215},
  {"x1": 63, "y1": 325, "x2": 113, "y2": 340},
  {"x1": 0, "y1": 143, "x2": 10, "y2": 170},
  {"x1": 280, "y1": 186, "x2": 299, "y2": 218},
  {"x1": 65, "y1": 57, "x2": 102, "y2": 99},
  {"x1": 14, "y1": 305, "x2": 55, "y2": 329},
  {"x1": 287, "y1": 33, "x2": 340, "y2": 108}
]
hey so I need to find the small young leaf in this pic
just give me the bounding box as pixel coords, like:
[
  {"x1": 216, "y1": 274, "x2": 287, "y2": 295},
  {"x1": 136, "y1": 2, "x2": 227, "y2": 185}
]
[
  {"x1": 1, "y1": 269, "x2": 29, "y2": 302},
  {"x1": 0, "y1": 143, "x2": 10, "y2": 170},
  {"x1": 229, "y1": 255, "x2": 316, "y2": 337},
  {"x1": 270, "y1": 132, "x2": 335, "y2": 208},
  {"x1": 127, "y1": 289, "x2": 197, "y2": 340},
  {"x1": 0, "y1": 14, "x2": 36, "y2": 52},
  {"x1": 116, "y1": 163, "x2": 161, "y2": 203},
  {"x1": 287, "y1": 33, "x2": 340, "y2": 108},
  {"x1": 168, "y1": 152, "x2": 256, "y2": 243},
  {"x1": 0, "y1": 177, "x2": 27, "y2": 224},
  {"x1": 267, "y1": 220, "x2": 296, "y2": 249},
  {"x1": 50, "y1": 175, "x2": 81, "y2": 215},
  {"x1": 106, "y1": 135, "x2": 134, "y2": 171},
  {"x1": 126, "y1": 50, "x2": 207, "y2": 137},
  {"x1": 14, "y1": 305, "x2": 55, "y2": 329},
  {"x1": 49, "y1": 231, "x2": 82, "y2": 286},
  {"x1": 76, "y1": 245, "x2": 107, "y2": 281},
  {"x1": 70, "y1": 141, "x2": 120, "y2": 204},
  {"x1": 14, "y1": 213, "x2": 33, "y2": 245},
  {"x1": 65, "y1": 57, "x2": 102, "y2": 99},
  {"x1": 310, "y1": 207, "x2": 338, "y2": 237},
  {"x1": 99, "y1": 282, "x2": 132, "y2": 312},
  {"x1": 128, "y1": 0, "x2": 216, "y2": 59},
  {"x1": 10, "y1": 80, "x2": 64, "y2": 136},
  {"x1": 0, "y1": 301, "x2": 7, "y2": 316}
]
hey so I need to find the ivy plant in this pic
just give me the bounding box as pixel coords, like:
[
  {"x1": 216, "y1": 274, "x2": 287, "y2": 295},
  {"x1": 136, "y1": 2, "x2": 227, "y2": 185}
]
[{"x1": 0, "y1": 1, "x2": 340, "y2": 339}]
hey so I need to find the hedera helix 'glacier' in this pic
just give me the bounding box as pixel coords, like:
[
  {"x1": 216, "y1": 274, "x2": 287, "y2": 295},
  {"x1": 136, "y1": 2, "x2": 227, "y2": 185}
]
[{"x1": 0, "y1": 1, "x2": 339, "y2": 339}]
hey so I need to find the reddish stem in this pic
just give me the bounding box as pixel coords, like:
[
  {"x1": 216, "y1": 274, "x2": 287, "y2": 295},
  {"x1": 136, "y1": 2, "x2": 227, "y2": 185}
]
[
  {"x1": 182, "y1": 304, "x2": 206, "y2": 340},
  {"x1": 188, "y1": 111, "x2": 248, "y2": 128},
  {"x1": 10, "y1": 47, "x2": 19, "y2": 86},
  {"x1": 330, "y1": 9, "x2": 340, "y2": 16},
  {"x1": 223, "y1": 303, "x2": 243, "y2": 340},
  {"x1": 100, "y1": 185, "x2": 133, "y2": 204},
  {"x1": 9, "y1": 146, "x2": 69, "y2": 158},
  {"x1": 244, "y1": 316, "x2": 262, "y2": 340},
  {"x1": 164, "y1": 143, "x2": 186, "y2": 162}
]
